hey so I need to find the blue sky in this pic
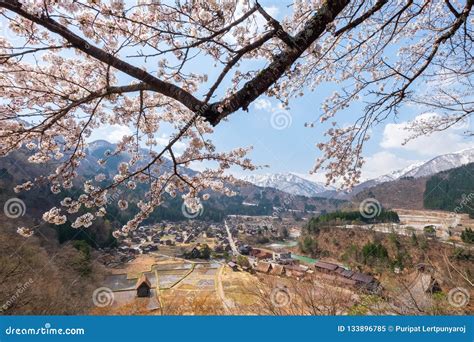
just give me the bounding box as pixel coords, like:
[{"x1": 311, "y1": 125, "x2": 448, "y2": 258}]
[
  {"x1": 88, "y1": 0, "x2": 473, "y2": 184},
  {"x1": 2, "y1": 0, "x2": 465, "y2": 184}
]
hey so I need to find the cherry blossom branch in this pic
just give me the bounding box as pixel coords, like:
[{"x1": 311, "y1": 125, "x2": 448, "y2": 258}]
[
  {"x1": 203, "y1": 0, "x2": 350, "y2": 125},
  {"x1": 0, "y1": 0, "x2": 204, "y2": 112},
  {"x1": 334, "y1": 0, "x2": 388, "y2": 36}
]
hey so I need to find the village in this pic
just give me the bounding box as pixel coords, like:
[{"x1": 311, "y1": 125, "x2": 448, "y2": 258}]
[
  {"x1": 98, "y1": 214, "x2": 288, "y2": 266},
  {"x1": 95, "y1": 213, "x2": 384, "y2": 314},
  {"x1": 90, "y1": 207, "x2": 474, "y2": 315}
]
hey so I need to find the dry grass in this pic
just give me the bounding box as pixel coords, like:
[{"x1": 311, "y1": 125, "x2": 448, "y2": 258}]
[{"x1": 109, "y1": 255, "x2": 158, "y2": 276}]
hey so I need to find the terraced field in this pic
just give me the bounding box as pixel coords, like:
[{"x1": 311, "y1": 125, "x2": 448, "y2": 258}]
[{"x1": 102, "y1": 255, "x2": 248, "y2": 314}]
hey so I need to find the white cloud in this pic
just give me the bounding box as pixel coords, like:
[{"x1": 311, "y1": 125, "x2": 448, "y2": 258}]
[
  {"x1": 253, "y1": 98, "x2": 272, "y2": 111},
  {"x1": 361, "y1": 151, "x2": 420, "y2": 180},
  {"x1": 87, "y1": 127, "x2": 187, "y2": 154},
  {"x1": 227, "y1": 2, "x2": 281, "y2": 44},
  {"x1": 87, "y1": 124, "x2": 132, "y2": 143},
  {"x1": 359, "y1": 112, "x2": 474, "y2": 181},
  {"x1": 263, "y1": 6, "x2": 280, "y2": 18},
  {"x1": 155, "y1": 134, "x2": 186, "y2": 152},
  {"x1": 253, "y1": 98, "x2": 288, "y2": 114},
  {"x1": 381, "y1": 113, "x2": 474, "y2": 157},
  {"x1": 239, "y1": 2, "x2": 280, "y2": 30},
  {"x1": 106, "y1": 125, "x2": 133, "y2": 143}
]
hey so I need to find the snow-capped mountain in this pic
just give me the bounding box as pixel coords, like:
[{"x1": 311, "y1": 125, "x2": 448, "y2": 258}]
[
  {"x1": 241, "y1": 173, "x2": 333, "y2": 197},
  {"x1": 370, "y1": 161, "x2": 426, "y2": 184},
  {"x1": 402, "y1": 148, "x2": 474, "y2": 178},
  {"x1": 372, "y1": 148, "x2": 474, "y2": 184},
  {"x1": 321, "y1": 147, "x2": 474, "y2": 199},
  {"x1": 87, "y1": 139, "x2": 115, "y2": 151},
  {"x1": 249, "y1": 148, "x2": 474, "y2": 200}
]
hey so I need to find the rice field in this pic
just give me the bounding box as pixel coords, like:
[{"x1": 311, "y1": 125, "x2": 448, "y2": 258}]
[{"x1": 102, "y1": 255, "x2": 261, "y2": 314}]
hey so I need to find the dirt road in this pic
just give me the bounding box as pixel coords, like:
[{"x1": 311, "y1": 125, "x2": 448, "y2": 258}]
[{"x1": 216, "y1": 265, "x2": 235, "y2": 314}]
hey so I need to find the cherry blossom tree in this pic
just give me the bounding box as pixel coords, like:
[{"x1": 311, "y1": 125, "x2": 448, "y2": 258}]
[{"x1": 0, "y1": 0, "x2": 472, "y2": 237}]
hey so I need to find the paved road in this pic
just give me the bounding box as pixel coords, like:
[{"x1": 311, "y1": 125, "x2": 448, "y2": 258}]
[{"x1": 224, "y1": 220, "x2": 240, "y2": 256}]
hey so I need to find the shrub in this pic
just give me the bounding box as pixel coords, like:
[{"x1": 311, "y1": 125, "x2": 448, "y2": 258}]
[
  {"x1": 461, "y1": 228, "x2": 474, "y2": 244},
  {"x1": 361, "y1": 242, "x2": 389, "y2": 266}
]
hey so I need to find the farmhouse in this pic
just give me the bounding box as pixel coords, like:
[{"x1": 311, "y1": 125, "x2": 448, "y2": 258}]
[
  {"x1": 334, "y1": 267, "x2": 354, "y2": 278},
  {"x1": 184, "y1": 233, "x2": 195, "y2": 243},
  {"x1": 239, "y1": 244, "x2": 252, "y2": 255},
  {"x1": 255, "y1": 262, "x2": 272, "y2": 274},
  {"x1": 250, "y1": 248, "x2": 272, "y2": 260},
  {"x1": 350, "y1": 272, "x2": 379, "y2": 291},
  {"x1": 135, "y1": 274, "x2": 152, "y2": 298},
  {"x1": 313, "y1": 261, "x2": 380, "y2": 293},
  {"x1": 314, "y1": 261, "x2": 339, "y2": 274},
  {"x1": 183, "y1": 245, "x2": 201, "y2": 259},
  {"x1": 227, "y1": 261, "x2": 239, "y2": 271},
  {"x1": 273, "y1": 251, "x2": 292, "y2": 261},
  {"x1": 270, "y1": 264, "x2": 285, "y2": 277},
  {"x1": 284, "y1": 265, "x2": 307, "y2": 278}
]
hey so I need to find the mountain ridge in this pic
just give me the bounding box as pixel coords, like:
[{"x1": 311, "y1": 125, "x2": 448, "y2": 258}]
[
  {"x1": 240, "y1": 172, "x2": 334, "y2": 198},
  {"x1": 322, "y1": 148, "x2": 474, "y2": 200}
]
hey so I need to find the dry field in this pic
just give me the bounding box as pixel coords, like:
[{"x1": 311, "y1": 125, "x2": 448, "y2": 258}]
[
  {"x1": 336, "y1": 209, "x2": 472, "y2": 245},
  {"x1": 97, "y1": 254, "x2": 261, "y2": 315},
  {"x1": 396, "y1": 208, "x2": 472, "y2": 240},
  {"x1": 108, "y1": 255, "x2": 163, "y2": 277},
  {"x1": 220, "y1": 265, "x2": 259, "y2": 309}
]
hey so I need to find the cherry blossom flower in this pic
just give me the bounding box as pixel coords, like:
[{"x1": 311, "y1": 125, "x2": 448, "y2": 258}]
[
  {"x1": 118, "y1": 200, "x2": 128, "y2": 211},
  {"x1": 0, "y1": 0, "x2": 470, "y2": 236},
  {"x1": 42, "y1": 207, "x2": 67, "y2": 225},
  {"x1": 71, "y1": 213, "x2": 95, "y2": 228},
  {"x1": 17, "y1": 227, "x2": 34, "y2": 238}
]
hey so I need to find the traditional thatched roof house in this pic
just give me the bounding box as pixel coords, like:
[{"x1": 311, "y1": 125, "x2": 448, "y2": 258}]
[
  {"x1": 314, "y1": 261, "x2": 339, "y2": 273},
  {"x1": 135, "y1": 274, "x2": 152, "y2": 298},
  {"x1": 184, "y1": 234, "x2": 195, "y2": 243},
  {"x1": 349, "y1": 272, "x2": 379, "y2": 292},
  {"x1": 270, "y1": 264, "x2": 285, "y2": 277},
  {"x1": 255, "y1": 261, "x2": 272, "y2": 274},
  {"x1": 250, "y1": 248, "x2": 272, "y2": 260},
  {"x1": 314, "y1": 261, "x2": 381, "y2": 293},
  {"x1": 187, "y1": 246, "x2": 201, "y2": 259},
  {"x1": 227, "y1": 261, "x2": 239, "y2": 271},
  {"x1": 334, "y1": 267, "x2": 354, "y2": 278},
  {"x1": 284, "y1": 265, "x2": 307, "y2": 278},
  {"x1": 320, "y1": 273, "x2": 358, "y2": 286}
]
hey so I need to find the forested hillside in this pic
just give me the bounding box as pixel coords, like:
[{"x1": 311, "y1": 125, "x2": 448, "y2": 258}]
[
  {"x1": 1, "y1": 144, "x2": 345, "y2": 248},
  {"x1": 424, "y1": 163, "x2": 474, "y2": 216}
]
